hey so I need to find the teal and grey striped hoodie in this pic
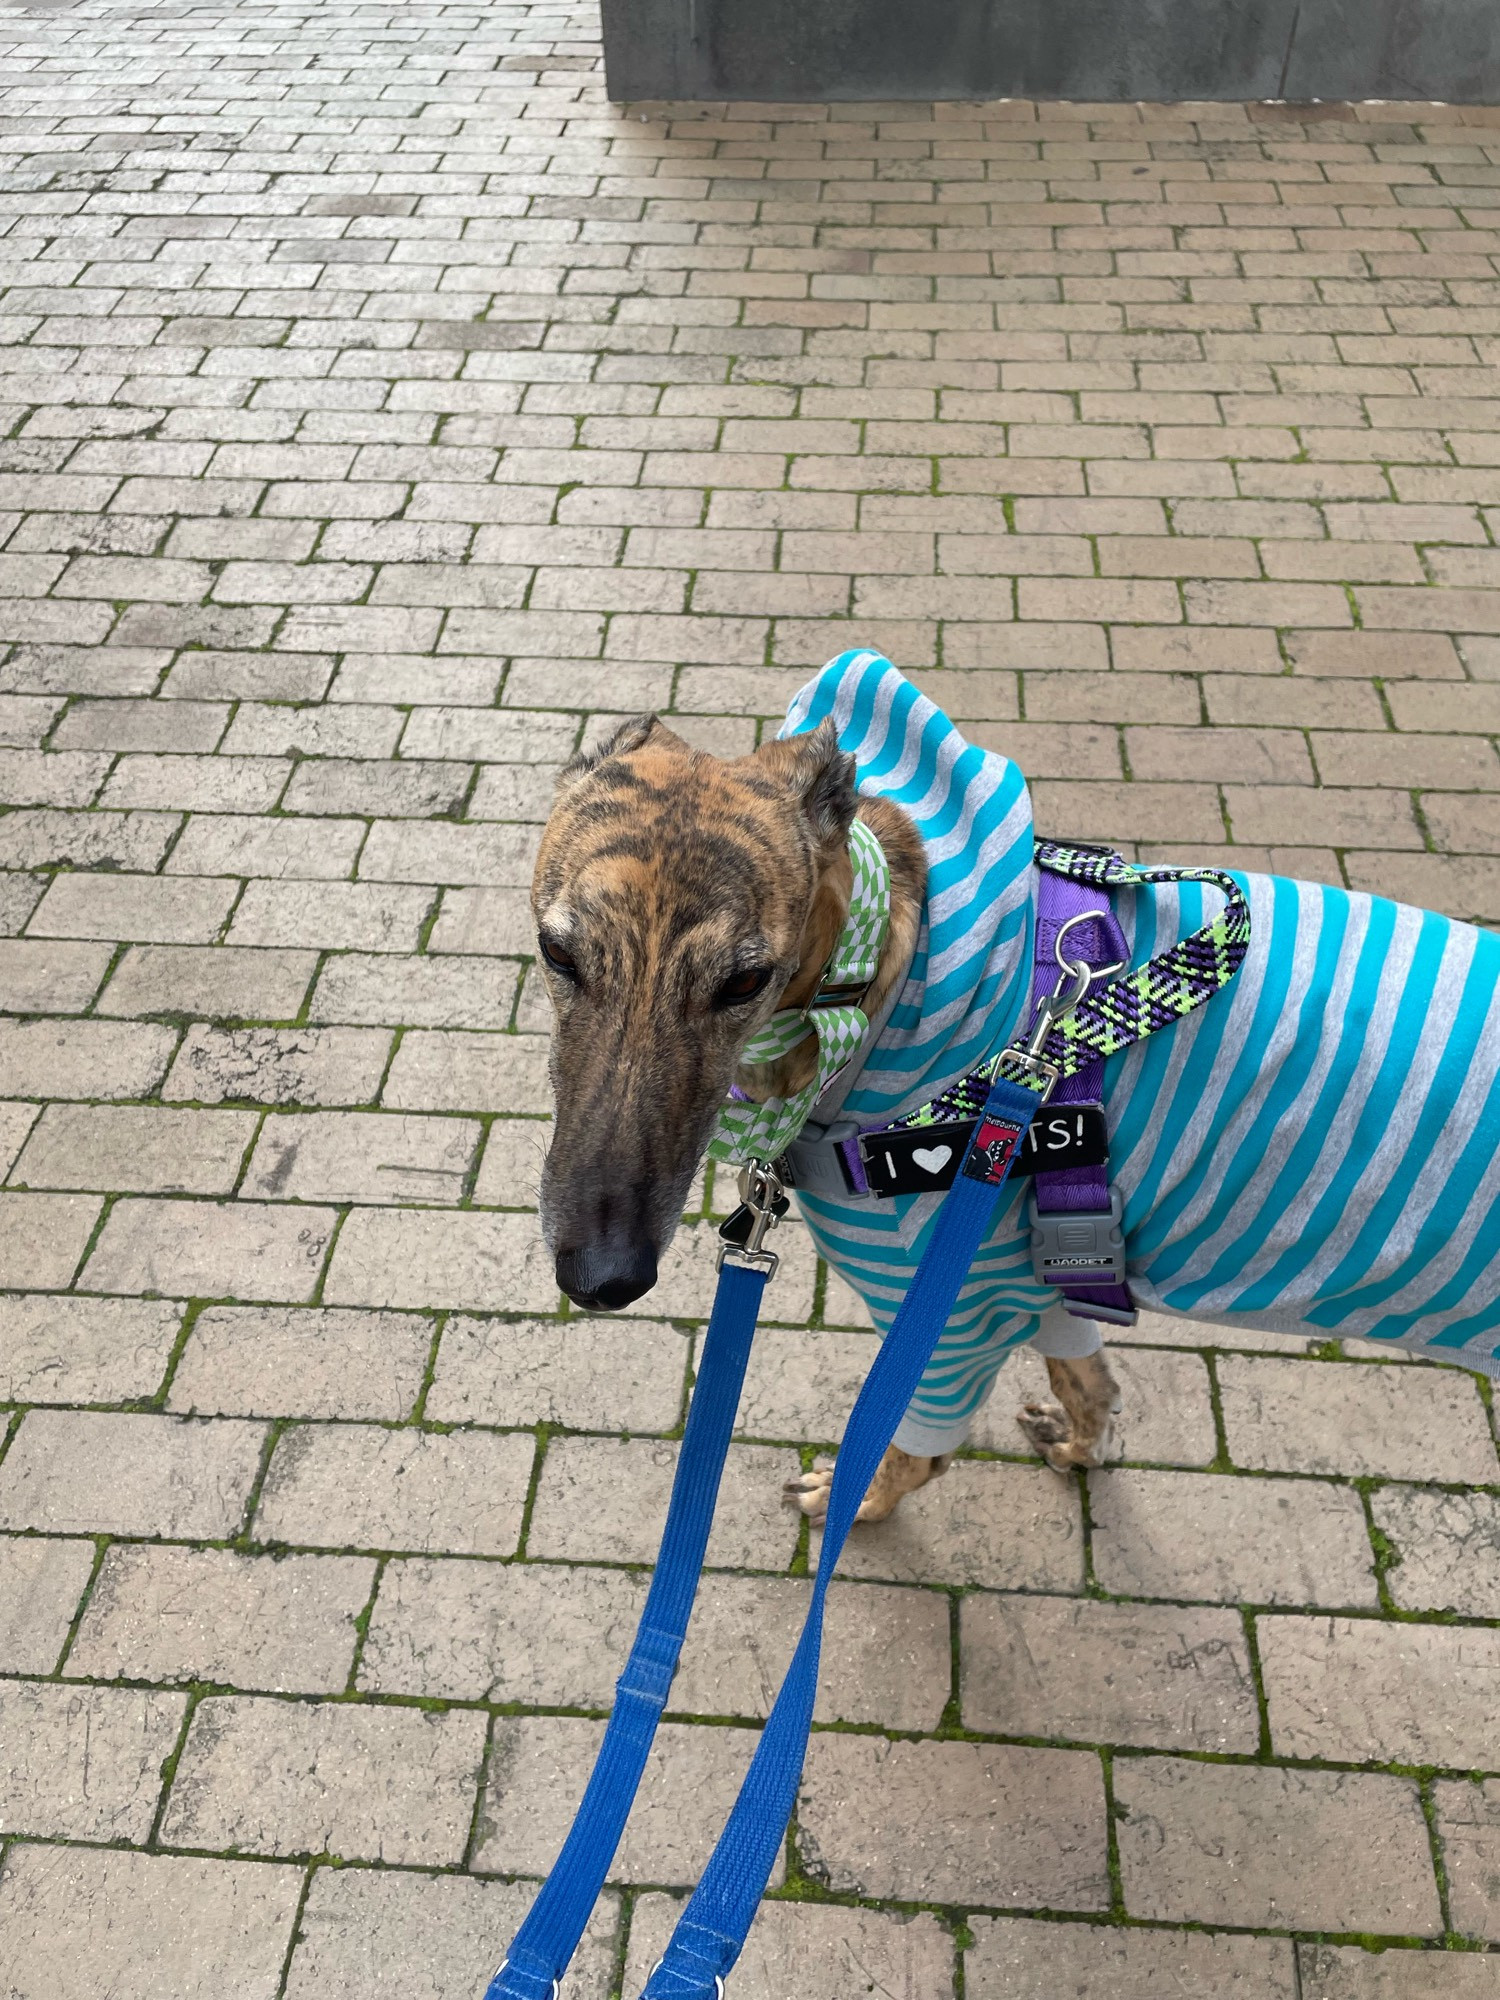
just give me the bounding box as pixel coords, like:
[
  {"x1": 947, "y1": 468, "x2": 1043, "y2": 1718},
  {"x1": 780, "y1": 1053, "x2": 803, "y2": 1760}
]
[{"x1": 783, "y1": 651, "x2": 1500, "y2": 1454}]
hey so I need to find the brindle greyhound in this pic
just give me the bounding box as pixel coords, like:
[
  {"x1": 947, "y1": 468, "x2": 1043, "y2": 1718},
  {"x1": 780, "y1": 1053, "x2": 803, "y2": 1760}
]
[{"x1": 531, "y1": 712, "x2": 1121, "y2": 1523}]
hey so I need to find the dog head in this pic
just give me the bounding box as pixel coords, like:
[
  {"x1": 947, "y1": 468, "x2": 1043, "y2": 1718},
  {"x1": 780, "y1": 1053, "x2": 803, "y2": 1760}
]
[{"x1": 531, "y1": 714, "x2": 856, "y2": 1310}]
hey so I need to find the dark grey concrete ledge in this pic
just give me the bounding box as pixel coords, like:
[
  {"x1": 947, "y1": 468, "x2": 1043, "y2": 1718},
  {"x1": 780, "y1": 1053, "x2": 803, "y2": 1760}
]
[{"x1": 601, "y1": 0, "x2": 1499, "y2": 103}]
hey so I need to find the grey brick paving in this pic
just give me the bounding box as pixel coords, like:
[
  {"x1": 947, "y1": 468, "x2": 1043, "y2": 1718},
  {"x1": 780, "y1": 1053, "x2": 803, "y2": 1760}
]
[
  {"x1": 967, "y1": 1918, "x2": 1298, "y2": 1997},
  {"x1": 1300, "y1": 1947, "x2": 1500, "y2": 1998},
  {"x1": 0, "y1": 1410, "x2": 266, "y2": 1539},
  {"x1": 1, "y1": 0, "x2": 1498, "y2": 1986},
  {"x1": 960, "y1": 1593, "x2": 1260, "y2": 1751},
  {"x1": 1114, "y1": 1757, "x2": 1442, "y2": 1934},
  {"x1": 797, "y1": 1734, "x2": 1109, "y2": 1907},
  {"x1": 1372, "y1": 1485, "x2": 1500, "y2": 1618},
  {"x1": 14, "y1": 1103, "x2": 258, "y2": 1196},
  {"x1": 0, "y1": 1846, "x2": 302, "y2": 2000},
  {"x1": 826, "y1": 1455, "x2": 1085, "y2": 1590},
  {"x1": 283, "y1": 1872, "x2": 620, "y2": 2000},
  {"x1": 1437, "y1": 1779, "x2": 1500, "y2": 1944},
  {"x1": 68, "y1": 1543, "x2": 376, "y2": 1693},
  {"x1": 254, "y1": 1422, "x2": 536, "y2": 1557},
  {"x1": 1089, "y1": 1464, "x2": 1381, "y2": 1605},
  {"x1": 0, "y1": 1293, "x2": 180, "y2": 1403},
  {"x1": 82, "y1": 1194, "x2": 339, "y2": 1302},
  {"x1": 0, "y1": 1679, "x2": 186, "y2": 1843},
  {"x1": 0, "y1": 1536, "x2": 97, "y2": 1675},
  {"x1": 161, "y1": 1696, "x2": 489, "y2": 1865},
  {"x1": 426, "y1": 1314, "x2": 687, "y2": 1430},
  {"x1": 167, "y1": 1304, "x2": 432, "y2": 1421}
]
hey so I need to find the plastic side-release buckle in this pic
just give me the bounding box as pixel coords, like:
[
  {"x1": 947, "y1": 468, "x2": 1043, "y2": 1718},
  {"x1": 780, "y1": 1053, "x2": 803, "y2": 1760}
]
[
  {"x1": 1028, "y1": 1186, "x2": 1127, "y2": 1287},
  {"x1": 780, "y1": 1117, "x2": 868, "y2": 1199}
]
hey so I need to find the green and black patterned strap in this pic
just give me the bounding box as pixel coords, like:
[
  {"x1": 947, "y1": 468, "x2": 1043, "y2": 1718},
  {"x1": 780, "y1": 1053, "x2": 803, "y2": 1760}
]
[{"x1": 891, "y1": 841, "x2": 1252, "y2": 1129}]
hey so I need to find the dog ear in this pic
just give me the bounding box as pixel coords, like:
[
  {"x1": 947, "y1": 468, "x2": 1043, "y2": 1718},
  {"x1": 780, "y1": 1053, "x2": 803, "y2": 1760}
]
[
  {"x1": 756, "y1": 717, "x2": 858, "y2": 849},
  {"x1": 555, "y1": 713, "x2": 683, "y2": 793},
  {"x1": 591, "y1": 714, "x2": 665, "y2": 762}
]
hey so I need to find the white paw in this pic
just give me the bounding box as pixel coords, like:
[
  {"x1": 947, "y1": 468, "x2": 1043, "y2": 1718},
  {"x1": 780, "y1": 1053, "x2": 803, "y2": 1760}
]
[{"x1": 784, "y1": 1459, "x2": 835, "y2": 1521}]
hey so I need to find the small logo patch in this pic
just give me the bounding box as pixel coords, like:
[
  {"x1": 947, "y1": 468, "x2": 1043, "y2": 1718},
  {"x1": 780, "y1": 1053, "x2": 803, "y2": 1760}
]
[{"x1": 962, "y1": 1114, "x2": 1027, "y2": 1186}]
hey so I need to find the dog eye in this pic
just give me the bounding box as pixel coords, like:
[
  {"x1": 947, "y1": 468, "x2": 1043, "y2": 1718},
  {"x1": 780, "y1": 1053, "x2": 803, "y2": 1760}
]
[
  {"x1": 538, "y1": 935, "x2": 579, "y2": 981},
  {"x1": 714, "y1": 966, "x2": 772, "y2": 1008}
]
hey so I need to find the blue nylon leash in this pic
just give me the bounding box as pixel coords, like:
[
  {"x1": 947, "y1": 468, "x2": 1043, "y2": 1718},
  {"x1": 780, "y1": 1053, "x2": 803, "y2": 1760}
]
[
  {"x1": 486, "y1": 1076, "x2": 1042, "y2": 2000},
  {"x1": 487, "y1": 1259, "x2": 768, "y2": 2000},
  {"x1": 637, "y1": 1074, "x2": 1040, "y2": 1998}
]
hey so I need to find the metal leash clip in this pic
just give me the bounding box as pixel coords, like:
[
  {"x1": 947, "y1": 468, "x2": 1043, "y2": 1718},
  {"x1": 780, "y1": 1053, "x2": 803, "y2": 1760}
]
[
  {"x1": 716, "y1": 1159, "x2": 787, "y2": 1277},
  {"x1": 1006, "y1": 911, "x2": 1127, "y2": 1102}
]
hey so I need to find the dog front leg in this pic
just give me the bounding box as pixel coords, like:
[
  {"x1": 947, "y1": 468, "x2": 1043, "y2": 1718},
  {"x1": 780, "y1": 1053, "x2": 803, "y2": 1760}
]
[
  {"x1": 1016, "y1": 1348, "x2": 1122, "y2": 1473},
  {"x1": 785, "y1": 1444, "x2": 951, "y2": 1524}
]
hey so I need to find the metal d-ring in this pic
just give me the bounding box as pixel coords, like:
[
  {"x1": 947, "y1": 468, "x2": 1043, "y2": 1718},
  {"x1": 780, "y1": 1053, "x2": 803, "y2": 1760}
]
[
  {"x1": 490, "y1": 1966, "x2": 561, "y2": 2000},
  {"x1": 1052, "y1": 909, "x2": 1126, "y2": 990}
]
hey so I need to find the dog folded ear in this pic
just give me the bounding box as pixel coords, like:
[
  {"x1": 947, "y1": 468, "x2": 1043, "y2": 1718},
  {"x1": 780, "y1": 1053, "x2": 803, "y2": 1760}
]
[
  {"x1": 555, "y1": 713, "x2": 686, "y2": 792},
  {"x1": 755, "y1": 717, "x2": 858, "y2": 848}
]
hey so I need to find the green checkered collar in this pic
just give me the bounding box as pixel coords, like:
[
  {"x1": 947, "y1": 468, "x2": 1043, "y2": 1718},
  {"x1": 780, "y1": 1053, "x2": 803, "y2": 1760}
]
[{"x1": 707, "y1": 817, "x2": 890, "y2": 1166}]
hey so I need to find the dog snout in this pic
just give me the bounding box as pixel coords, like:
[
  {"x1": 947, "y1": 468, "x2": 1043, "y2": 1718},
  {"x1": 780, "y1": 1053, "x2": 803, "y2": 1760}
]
[{"x1": 555, "y1": 1237, "x2": 659, "y2": 1312}]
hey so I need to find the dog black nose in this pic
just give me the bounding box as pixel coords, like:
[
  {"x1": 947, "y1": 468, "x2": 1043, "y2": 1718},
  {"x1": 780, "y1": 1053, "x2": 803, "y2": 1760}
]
[{"x1": 555, "y1": 1241, "x2": 659, "y2": 1311}]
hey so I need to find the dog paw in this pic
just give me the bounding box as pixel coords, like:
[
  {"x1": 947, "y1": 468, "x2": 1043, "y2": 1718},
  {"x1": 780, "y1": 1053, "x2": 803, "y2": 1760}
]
[
  {"x1": 1016, "y1": 1399, "x2": 1107, "y2": 1474},
  {"x1": 784, "y1": 1448, "x2": 940, "y2": 1524},
  {"x1": 1016, "y1": 1399, "x2": 1070, "y2": 1447},
  {"x1": 784, "y1": 1461, "x2": 835, "y2": 1521}
]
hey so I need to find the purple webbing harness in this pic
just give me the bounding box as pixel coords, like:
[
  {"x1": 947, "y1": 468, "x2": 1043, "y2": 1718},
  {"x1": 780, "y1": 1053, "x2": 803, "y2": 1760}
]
[
  {"x1": 1027, "y1": 862, "x2": 1135, "y2": 1324},
  {"x1": 805, "y1": 856, "x2": 1136, "y2": 1323}
]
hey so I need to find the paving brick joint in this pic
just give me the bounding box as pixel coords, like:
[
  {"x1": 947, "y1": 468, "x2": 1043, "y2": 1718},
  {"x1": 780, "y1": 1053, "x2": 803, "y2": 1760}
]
[{"x1": 0, "y1": 0, "x2": 1498, "y2": 1991}]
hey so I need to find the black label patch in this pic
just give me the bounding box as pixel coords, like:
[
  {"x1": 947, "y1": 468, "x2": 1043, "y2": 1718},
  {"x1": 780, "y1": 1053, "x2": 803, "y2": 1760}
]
[
  {"x1": 1016, "y1": 1105, "x2": 1109, "y2": 1177},
  {"x1": 859, "y1": 1121, "x2": 974, "y2": 1198},
  {"x1": 860, "y1": 1106, "x2": 1109, "y2": 1198}
]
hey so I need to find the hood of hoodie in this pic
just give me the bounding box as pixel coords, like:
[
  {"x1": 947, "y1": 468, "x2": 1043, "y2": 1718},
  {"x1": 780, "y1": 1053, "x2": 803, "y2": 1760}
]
[{"x1": 780, "y1": 649, "x2": 1037, "y2": 1140}]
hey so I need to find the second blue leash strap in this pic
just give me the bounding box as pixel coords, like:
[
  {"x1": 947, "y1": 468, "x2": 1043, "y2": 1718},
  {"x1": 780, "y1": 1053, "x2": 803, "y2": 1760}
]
[{"x1": 486, "y1": 1250, "x2": 772, "y2": 2000}]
